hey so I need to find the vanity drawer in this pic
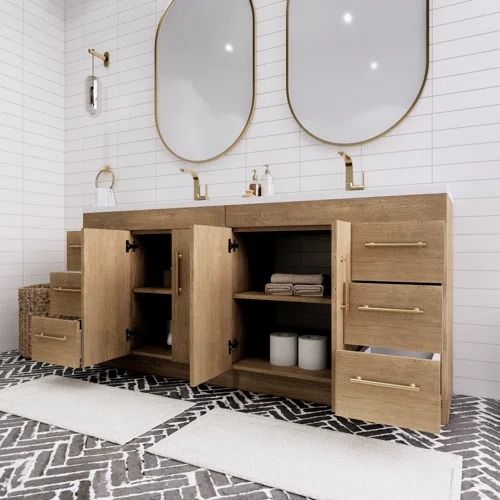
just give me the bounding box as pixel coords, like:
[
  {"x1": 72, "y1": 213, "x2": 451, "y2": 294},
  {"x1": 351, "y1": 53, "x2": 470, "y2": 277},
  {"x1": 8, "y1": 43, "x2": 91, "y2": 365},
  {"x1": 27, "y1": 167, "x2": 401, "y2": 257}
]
[
  {"x1": 351, "y1": 221, "x2": 445, "y2": 283},
  {"x1": 49, "y1": 288, "x2": 81, "y2": 317},
  {"x1": 335, "y1": 349, "x2": 441, "y2": 433},
  {"x1": 31, "y1": 316, "x2": 81, "y2": 368},
  {"x1": 50, "y1": 271, "x2": 81, "y2": 290},
  {"x1": 67, "y1": 231, "x2": 82, "y2": 271},
  {"x1": 345, "y1": 283, "x2": 443, "y2": 352}
]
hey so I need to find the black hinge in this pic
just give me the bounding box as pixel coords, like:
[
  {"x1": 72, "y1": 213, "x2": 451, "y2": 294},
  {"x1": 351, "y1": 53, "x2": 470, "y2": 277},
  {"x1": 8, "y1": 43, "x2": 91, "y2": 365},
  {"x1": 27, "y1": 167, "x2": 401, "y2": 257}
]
[
  {"x1": 126, "y1": 328, "x2": 137, "y2": 341},
  {"x1": 126, "y1": 240, "x2": 139, "y2": 253},
  {"x1": 228, "y1": 239, "x2": 239, "y2": 253},
  {"x1": 228, "y1": 339, "x2": 240, "y2": 354}
]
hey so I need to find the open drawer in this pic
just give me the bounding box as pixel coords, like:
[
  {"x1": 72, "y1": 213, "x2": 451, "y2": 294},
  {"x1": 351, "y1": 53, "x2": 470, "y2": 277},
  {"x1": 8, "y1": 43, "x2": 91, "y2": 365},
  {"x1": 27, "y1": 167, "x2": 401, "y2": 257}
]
[
  {"x1": 335, "y1": 347, "x2": 441, "y2": 433},
  {"x1": 344, "y1": 283, "x2": 443, "y2": 353},
  {"x1": 31, "y1": 316, "x2": 81, "y2": 368}
]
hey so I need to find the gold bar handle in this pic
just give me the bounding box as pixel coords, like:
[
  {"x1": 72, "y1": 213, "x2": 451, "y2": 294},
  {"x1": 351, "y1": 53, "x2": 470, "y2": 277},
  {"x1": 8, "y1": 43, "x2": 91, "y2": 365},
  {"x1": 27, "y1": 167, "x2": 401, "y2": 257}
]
[
  {"x1": 350, "y1": 376, "x2": 420, "y2": 392},
  {"x1": 358, "y1": 305, "x2": 424, "y2": 314},
  {"x1": 176, "y1": 252, "x2": 183, "y2": 295},
  {"x1": 34, "y1": 333, "x2": 68, "y2": 342},
  {"x1": 364, "y1": 241, "x2": 427, "y2": 248},
  {"x1": 69, "y1": 244, "x2": 82, "y2": 249},
  {"x1": 51, "y1": 287, "x2": 81, "y2": 293},
  {"x1": 339, "y1": 255, "x2": 350, "y2": 311}
]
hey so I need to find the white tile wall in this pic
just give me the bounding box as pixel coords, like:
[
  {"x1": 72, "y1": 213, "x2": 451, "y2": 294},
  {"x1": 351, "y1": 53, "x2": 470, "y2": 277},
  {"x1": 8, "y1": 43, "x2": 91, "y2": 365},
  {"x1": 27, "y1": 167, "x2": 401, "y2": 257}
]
[
  {"x1": 0, "y1": 0, "x2": 65, "y2": 351},
  {"x1": 61, "y1": 0, "x2": 500, "y2": 398}
]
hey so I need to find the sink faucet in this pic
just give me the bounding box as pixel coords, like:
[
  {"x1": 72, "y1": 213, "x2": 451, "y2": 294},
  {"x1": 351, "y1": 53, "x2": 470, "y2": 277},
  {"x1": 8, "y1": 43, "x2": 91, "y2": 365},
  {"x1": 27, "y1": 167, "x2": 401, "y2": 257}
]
[
  {"x1": 338, "y1": 152, "x2": 365, "y2": 191},
  {"x1": 180, "y1": 168, "x2": 209, "y2": 201}
]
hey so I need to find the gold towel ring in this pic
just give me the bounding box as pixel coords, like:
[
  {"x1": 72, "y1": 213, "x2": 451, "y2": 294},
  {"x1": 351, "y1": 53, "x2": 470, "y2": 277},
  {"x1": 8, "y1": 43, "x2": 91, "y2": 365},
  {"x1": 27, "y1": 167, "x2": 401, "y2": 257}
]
[{"x1": 95, "y1": 166, "x2": 115, "y2": 189}]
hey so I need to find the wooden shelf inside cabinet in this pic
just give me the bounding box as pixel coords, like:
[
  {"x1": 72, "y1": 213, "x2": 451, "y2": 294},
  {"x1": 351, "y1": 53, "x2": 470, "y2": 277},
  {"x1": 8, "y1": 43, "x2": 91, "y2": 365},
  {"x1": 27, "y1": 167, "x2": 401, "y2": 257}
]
[
  {"x1": 133, "y1": 287, "x2": 172, "y2": 295},
  {"x1": 234, "y1": 291, "x2": 331, "y2": 305},
  {"x1": 233, "y1": 358, "x2": 331, "y2": 384},
  {"x1": 131, "y1": 345, "x2": 172, "y2": 360}
]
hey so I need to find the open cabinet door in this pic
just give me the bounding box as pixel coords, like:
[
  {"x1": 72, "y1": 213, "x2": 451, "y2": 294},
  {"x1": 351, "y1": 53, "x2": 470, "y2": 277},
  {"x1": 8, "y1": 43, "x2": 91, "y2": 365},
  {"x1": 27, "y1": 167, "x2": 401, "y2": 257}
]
[
  {"x1": 82, "y1": 228, "x2": 134, "y2": 366},
  {"x1": 332, "y1": 220, "x2": 351, "y2": 405},
  {"x1": 190, "y1": 225, "x2": 233, "y2": 386}
]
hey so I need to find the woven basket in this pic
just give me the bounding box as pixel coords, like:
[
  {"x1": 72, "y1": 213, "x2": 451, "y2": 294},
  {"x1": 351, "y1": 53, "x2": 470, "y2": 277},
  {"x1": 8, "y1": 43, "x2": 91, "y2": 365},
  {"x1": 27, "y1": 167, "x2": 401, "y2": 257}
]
[{"x1": 18, "y1": 284, "x2": 50, "y2": 358}]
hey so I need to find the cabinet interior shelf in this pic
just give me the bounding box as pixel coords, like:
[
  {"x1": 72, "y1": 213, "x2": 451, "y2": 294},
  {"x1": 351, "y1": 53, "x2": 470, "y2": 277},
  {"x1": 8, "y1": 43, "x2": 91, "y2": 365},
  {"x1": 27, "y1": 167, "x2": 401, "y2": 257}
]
[
  {"x1": 234, "y1": 291, "x2": 331, "y2": 305},
  {"x1": 233, "y1": 357, "x2": 331, "y2": 384},
  {"x1": 131, "y1": 345, "x2": 172, "y2": 360},
  {"x1": 133, "y1": 287, "x2": 172, "y2": 295}
]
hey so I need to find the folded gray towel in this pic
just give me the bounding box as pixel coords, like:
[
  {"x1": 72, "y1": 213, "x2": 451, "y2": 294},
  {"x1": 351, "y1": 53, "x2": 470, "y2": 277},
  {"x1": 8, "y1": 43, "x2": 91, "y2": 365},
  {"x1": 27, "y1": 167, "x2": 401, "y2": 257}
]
[
  {"x1": 271, "y1": 273, "x2": 325, "y2": 285},
  {"x1": 293, "y1": 284, "x2": 325, "y2": 297},
  {"x1": 264, "y1": 283, "x2": 294, "y2": 296}
]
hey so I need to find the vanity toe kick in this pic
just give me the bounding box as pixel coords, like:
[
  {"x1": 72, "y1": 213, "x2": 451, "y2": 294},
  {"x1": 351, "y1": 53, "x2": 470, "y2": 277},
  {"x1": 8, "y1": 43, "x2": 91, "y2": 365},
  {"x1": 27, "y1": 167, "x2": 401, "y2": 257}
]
[{"x1": 335, "y1": 349, "x2": 442, "y2": 433}]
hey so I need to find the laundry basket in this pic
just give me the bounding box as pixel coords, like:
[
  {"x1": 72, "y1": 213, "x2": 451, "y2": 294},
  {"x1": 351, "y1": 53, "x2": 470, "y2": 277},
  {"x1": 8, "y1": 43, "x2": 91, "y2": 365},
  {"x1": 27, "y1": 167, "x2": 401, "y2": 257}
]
[{"x1": 18, "y1": 284, "x2": 50, "y2": 358}]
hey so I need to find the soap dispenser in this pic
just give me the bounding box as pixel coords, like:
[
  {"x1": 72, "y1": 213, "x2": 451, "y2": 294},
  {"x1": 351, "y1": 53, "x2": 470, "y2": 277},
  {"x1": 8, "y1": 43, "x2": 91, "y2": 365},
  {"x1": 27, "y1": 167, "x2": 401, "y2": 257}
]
[
  {"x1": 261, "y1": 165, "x2": 274, "y2": 196},
  {"x1": 249, "y1": 169, "x2": 261, "y2": 196}
]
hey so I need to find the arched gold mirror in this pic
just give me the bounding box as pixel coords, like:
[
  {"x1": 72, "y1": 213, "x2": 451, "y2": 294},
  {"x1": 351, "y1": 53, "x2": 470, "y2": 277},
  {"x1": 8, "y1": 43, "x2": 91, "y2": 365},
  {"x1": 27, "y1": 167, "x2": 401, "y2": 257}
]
[
  {"x1": 287, "y1": 0, "x2": 428, "y2": 145},
  {"x1": 155, "y1": 0, "x2": 255, "y2": 162}
]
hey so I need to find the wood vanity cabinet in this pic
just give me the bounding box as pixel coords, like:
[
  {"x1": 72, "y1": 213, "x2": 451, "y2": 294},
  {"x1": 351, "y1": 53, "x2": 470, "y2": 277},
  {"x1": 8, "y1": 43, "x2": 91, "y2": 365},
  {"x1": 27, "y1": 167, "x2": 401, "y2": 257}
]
[{"x1": 31, "y1": 194, "x2": 452, "y2": 433}]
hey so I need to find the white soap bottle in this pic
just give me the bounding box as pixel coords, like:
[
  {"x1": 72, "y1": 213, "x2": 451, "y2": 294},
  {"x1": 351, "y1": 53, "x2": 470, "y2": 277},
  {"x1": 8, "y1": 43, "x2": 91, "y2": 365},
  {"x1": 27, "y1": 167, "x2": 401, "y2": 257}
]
[{"x1": 261, "y1": 165, "x2": 274, "y2": 196}]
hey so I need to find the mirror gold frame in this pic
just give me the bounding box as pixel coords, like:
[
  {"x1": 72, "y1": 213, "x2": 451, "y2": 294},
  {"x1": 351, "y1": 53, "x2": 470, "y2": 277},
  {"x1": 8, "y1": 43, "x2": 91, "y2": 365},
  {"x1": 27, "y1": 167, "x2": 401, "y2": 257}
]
[
  {"x1": 286, "y1": 0, "x2": 429, "y2": 146},
  {"x1": 155, "y1": 0, "x2": 256, "y2": 163}
]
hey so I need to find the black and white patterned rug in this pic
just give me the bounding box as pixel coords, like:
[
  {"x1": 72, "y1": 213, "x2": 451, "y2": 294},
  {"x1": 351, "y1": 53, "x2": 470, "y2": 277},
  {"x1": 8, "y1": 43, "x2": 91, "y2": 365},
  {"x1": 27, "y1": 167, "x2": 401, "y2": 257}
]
[{"x1": 0, "y1": 350, "x2": 498, "y2": 500}]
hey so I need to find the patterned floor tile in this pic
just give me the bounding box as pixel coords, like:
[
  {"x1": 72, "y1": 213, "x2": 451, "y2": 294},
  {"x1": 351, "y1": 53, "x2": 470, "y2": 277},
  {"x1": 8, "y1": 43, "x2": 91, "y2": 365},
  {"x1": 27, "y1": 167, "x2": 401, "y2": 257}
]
[{"x1": 0, "y1": 351, "x2": 498, "y2": 499}]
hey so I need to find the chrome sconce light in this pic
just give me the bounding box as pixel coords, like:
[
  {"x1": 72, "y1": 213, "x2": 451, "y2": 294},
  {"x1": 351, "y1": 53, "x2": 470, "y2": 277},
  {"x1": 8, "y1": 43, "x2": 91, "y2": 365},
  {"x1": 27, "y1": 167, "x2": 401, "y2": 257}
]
[{"x1": 86, "y1": 49, "x2": 109, "y2": 116}]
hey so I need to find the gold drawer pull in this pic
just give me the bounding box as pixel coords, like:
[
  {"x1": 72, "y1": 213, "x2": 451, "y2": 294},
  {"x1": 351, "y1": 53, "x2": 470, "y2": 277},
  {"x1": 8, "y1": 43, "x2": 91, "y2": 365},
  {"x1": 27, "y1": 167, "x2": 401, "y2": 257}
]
[
  {"x1": 34, "y1": 333, "x2": 68, "y2": 342},
  {"x1": 358, "y1": 305, "x2": 424, "y2": 314},
  {"x1": 69, "y1": 244, "x2": 82, "y2": 249},
  {"x1": 364, "y1": 241, "x2": 427, "y2": 248},
  {"x1": 176, "y1": 252, "x2": 183, "y2": 295},
  {"x1": 51, "y1": 287, "x2": 81, "y2": 293},
  {"x1": 350, "y1": 376, "x2": 420, "y2": 392}
]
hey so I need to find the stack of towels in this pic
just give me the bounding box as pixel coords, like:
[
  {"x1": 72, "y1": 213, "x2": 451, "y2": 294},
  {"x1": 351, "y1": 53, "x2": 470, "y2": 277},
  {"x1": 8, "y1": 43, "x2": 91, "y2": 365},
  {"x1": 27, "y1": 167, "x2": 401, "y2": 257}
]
[{"x1": 265, "y1": 274, "x2": 326, "y2": 297}]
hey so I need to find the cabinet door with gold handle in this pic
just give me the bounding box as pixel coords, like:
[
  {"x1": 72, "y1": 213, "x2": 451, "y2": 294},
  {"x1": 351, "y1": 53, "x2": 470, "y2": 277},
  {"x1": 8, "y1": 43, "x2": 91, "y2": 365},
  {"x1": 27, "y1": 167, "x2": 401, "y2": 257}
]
[{"x1": 172, "y1": 230, "x2": 190, "y2": 364}]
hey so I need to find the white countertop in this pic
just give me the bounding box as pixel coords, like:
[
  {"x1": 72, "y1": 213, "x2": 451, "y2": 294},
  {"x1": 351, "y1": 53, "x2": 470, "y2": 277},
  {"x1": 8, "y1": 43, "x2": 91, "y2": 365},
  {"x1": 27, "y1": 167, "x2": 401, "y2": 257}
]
[{"x1": 84, "y1": 184, "x2": 451, "y2": 214}]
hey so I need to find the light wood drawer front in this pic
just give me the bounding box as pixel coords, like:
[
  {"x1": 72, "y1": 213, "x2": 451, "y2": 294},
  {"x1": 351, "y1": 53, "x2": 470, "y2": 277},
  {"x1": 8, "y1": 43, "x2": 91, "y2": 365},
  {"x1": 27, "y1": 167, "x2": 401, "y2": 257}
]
[
  {"x1": 50, "y1": 271, "x2": 81, "y2": 290},
  {"x1": 345, "y1": 283, "x2": 443, "y2": 353},
  {"x1": 49, "y1": 288, "x2": 81, "y2": 317},
  {"x1": 335, "y1": 350, "x2": 441, "y2": 433},
  {"x1": 67, "y1": 231, "x2": 82, "y2": 271},
  {"x1": 31, "y1": 317, "x2": 81, "y2": 368},
  {"x1": 351, "y1": 221, "x2": 445, "y2": 283}
]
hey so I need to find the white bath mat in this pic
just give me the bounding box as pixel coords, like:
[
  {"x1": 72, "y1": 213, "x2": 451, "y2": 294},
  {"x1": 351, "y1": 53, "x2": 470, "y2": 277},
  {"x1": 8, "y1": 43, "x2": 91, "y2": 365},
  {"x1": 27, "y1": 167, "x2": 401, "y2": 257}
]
[
  {"x1": 0, "y1": 375, "x2": 194, "y2": 445},
  {"x1": 149, "y1": 409, "x2": 462, "y2": 500}
]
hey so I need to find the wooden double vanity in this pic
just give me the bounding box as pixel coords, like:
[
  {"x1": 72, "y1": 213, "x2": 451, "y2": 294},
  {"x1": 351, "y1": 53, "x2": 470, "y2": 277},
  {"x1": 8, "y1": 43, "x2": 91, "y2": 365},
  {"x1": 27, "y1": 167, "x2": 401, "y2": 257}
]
[{"x1": 30, "y1": 193, "x2": 452, "y2": 433}]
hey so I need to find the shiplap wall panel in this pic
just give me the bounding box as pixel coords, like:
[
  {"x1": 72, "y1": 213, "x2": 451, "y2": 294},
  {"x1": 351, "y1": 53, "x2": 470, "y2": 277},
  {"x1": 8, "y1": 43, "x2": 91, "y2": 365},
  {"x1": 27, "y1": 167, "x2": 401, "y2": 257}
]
[
  {"x1": 63, "y1": 0, "x2": 500, "y2": 399},
  {"x1": 0, "y1": 0, "x2": 65, "y2": 351}
]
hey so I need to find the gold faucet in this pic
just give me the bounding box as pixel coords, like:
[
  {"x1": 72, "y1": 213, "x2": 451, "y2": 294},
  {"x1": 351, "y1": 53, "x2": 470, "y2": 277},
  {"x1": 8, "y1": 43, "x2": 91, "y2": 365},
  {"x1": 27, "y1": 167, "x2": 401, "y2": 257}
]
[
  {"x1": 338, "y1": 151, "x2": 365, "y2": 191},
  {"x1": 180, "y1": 168, "x2": 209, "y2": 201}
]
